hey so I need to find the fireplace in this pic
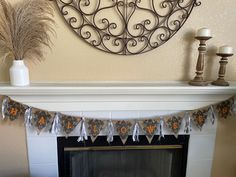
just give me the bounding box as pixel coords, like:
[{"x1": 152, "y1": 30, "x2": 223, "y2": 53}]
[
  {"x1": 1, "y1": 82, "x2": 232, "y2": 177},
  {"x1": 58, "y1": 135, "x2": 189, "y2": 177}
]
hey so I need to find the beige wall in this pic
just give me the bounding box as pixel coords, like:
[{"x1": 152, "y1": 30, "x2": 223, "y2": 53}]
[
  {"x1": 0, "y1": 0, "x2": 236, "y2": 82},
  {"x1": 0, "y1": 0, "x2": 236, "y2": 177},
  {"x1": 212, "y1": 117, "x2": 236, "y2": 177},
  {"x1": 0, "y1": 120, "x2": 28, "y2": 177},
  {"x1": 0, "y1": 96, "x2": 28, "y2": 177}
]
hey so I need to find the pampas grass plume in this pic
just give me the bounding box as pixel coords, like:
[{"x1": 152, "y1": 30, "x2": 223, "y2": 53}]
[{"x1": 0, "y1": 0, "x2": 55, "y2": 62}]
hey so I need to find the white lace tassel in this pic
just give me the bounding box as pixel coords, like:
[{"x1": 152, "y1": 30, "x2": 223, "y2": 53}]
[
  {"x1": 184, "y1": 112, "x2": 192, "y2": 134},
  {"x1": 132, "y1": 122, "x2": 140, "y2": 142},
  {"x1": 231, "y1": 97, "x2": 236, "y2": 115},
  {"x1": 51, "y1": 113, "x2": 60, "y2": 134},
  {"x1": 1, "y1": 96, "x2": 9, "y2": 119},
  {"x1": 77, "y1": 118, "x2": 88, "y2": 142},
  {"x1": 158, "y1": 118, "x2": 164, "y2": 141},
  {"x1": 107, "y1": 120, "x2": 114, "y2": 143},
  {"x1": 209, "y1": 106, "x2": 217, "y2": 125},
  {"x1": 24, "y1": 107, "x2": 32, "y2": 127}
]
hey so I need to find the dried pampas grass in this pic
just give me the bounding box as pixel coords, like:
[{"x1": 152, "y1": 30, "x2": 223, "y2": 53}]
[{"x1": 0, "y1": 0, "x2": 55, "y2": 62}]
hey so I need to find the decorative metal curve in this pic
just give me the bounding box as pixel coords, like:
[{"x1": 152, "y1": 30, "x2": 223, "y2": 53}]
[{"x1": 55, "y1": 0, "x2": 201, "y2": 55}]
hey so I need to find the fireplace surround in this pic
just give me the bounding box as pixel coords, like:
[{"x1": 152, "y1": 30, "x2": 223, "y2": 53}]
[{"x1": 0, "y1": 82, "x2": 235, "y2": 177}]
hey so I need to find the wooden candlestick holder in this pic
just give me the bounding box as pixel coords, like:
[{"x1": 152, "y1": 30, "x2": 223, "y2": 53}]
[
  {"x1": 212, "y1": 53, "x2": 233, "y2": 86},
  {"x1": 189, "y1": 36, "x2": 212, "y2": 86}
]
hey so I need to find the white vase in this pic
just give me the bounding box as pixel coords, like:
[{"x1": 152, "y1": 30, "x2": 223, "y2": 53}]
[{"x1": 10, "y1": 60, "x2": 30, "y2": 86}]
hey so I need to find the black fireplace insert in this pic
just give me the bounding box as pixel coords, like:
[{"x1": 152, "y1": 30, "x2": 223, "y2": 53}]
[{"x1": 57, "y1": 135, "x2": 189, "y2": 177}]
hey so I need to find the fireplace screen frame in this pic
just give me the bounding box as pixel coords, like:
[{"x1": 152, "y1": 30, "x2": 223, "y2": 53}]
[{"x1": 57, "y1": 135, "x2": 189, "y2": 177}]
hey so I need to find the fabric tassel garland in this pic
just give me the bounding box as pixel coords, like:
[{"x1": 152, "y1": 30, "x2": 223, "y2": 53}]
[
  {"x1": 77, "y1": 118, "x2": 88, "y2": 142},
  {"x1": 107, "y1": 120, "x2": 114, "y2": 143},
  {"x1": 1, "y1": 96, "x2": 9, "y2": 119},
  {"x1": 184, "y1": 112, "x2": 192, "y2": 134},
  {"x1": 132, "y1": 122, "x2": 140, "y2": 142},
  {"x1": 50, "y1": 113, "x2": 60, "y2": 134},
  {"x1": 1, "y1": 94, "x2": 236, "y2": 143},
  {"x1": 158, "y1": 118, "x2": 164, "y2": 141},
  {"x1": 24, "y1": 107, "x2": 32, "y2": 127}
]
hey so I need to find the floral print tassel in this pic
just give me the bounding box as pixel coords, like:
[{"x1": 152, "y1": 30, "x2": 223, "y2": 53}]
[
  {"x1": 107, "y1": 120, "x2": 114, "y2": 143},
  {"x1": 77, "y1": 118, "x2": 88, "y2": 142},
  {"x1": 1, "y1": 96, "x2": 9, "y2": 119},
  {"x1": 132, "y1": 121, "x2": 140, "y2": 142}
]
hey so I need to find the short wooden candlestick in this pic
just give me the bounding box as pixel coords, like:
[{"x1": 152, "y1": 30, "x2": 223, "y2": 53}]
[
  {"x1": 212, "y1": 53, "x2": 233, "y2": 86},
  {"x1": 189, "y1": 36, "x2": 212, "y2": 86}
]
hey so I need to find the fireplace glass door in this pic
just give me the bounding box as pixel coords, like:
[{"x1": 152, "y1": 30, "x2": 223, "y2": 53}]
[{"x1": 58, "y1": 135, "x2": 189, "y2": 177}]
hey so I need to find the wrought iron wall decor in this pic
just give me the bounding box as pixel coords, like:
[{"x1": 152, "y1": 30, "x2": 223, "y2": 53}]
[{"x1": 55, "y1": 0, "x2": 201, "y2": 55}]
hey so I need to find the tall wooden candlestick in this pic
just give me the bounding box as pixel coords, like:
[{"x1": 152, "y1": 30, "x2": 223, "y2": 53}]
[
  {"x1": 212, "y1": 53, "x2": 233, "y2": 86},
  {"x1": 189, "y1": 36, "x2": 212, "y2": 86}
]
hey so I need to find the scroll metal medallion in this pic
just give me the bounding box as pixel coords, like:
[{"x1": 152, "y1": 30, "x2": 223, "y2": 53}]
[{"x1": 55, "y1": 0, "x2": 200, "y2": 55}]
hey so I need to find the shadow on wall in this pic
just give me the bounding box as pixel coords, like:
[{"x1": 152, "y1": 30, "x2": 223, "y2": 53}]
[
  {"x1": 182, "y1": 30, "x2": 195, "y2": 80},
  {"x1": 0, "y1": 56, "x2": 11, "y2": 82},
  {"x1": 205, "y1": 45, "x2": 218, "y2": 81}
]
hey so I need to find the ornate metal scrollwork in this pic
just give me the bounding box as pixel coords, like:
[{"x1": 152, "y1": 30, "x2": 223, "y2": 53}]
[{"x1": 55, "y1": 0, "x2": 201, "y2": 55}]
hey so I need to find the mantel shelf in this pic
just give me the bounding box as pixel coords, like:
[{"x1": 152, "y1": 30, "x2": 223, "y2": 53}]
[
  {"x1": 0, "y1": 82, "x2": 236, "y2": 96},
  {"x1": 0, "y1": 82, "x2": 235, "y2": 111}
]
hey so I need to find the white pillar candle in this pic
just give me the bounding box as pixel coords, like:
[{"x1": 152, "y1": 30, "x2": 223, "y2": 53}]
[
  {"x1": 218, "y1": 45, "x2": 233, "y2": 54},
  {"x1": 196, "y1": 28, "x2": 212, "y2": 37}
]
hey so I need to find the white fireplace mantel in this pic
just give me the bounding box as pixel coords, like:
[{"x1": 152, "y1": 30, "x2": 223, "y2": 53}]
[
  {"x1": 0, "y1": 81, "x2": 236, "y2": 111},
  {"x1": 1, "y1": 82, "x2": 236, "y2": 95},
  {"x1": 1, "y1": 82, "x2": 236, "y2": 177}
]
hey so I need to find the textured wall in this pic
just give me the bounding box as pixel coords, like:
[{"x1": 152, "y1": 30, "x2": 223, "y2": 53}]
[
  {"x1": 0, "y1": 0, "x2": 236, "y2": 177},
  {"x1": 0, "y1": 0, "x2": 236, "y2": 82}
]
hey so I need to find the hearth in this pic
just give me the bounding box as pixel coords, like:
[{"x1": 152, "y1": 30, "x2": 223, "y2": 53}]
[{"x1": 57, "y1": 135, "x2": 189, "y2": 177}]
